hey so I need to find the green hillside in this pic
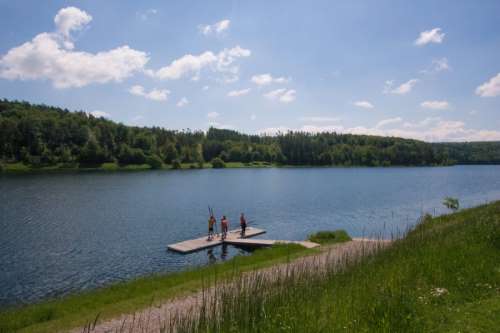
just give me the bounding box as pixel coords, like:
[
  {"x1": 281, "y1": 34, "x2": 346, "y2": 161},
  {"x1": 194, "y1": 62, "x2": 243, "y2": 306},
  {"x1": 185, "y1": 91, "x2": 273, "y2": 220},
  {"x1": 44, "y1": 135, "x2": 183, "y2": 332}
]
[{"x1": 2, "y1": 99, "x2": 500, "y2": 172}]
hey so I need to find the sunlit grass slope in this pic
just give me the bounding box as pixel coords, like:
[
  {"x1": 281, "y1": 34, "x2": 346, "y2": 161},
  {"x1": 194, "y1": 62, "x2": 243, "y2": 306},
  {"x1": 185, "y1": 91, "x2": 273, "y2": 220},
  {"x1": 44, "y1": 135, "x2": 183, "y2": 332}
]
[{"x1": 175, "y1": 202, "x2": 500, "y2": 332}]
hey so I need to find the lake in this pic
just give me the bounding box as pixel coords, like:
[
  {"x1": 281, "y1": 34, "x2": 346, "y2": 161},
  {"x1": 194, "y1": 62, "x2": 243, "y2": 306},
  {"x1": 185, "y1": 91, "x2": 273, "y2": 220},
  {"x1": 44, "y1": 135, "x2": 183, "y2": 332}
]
[{"x1": 1, "y1": 165, "x2": 499, "y2": 307}]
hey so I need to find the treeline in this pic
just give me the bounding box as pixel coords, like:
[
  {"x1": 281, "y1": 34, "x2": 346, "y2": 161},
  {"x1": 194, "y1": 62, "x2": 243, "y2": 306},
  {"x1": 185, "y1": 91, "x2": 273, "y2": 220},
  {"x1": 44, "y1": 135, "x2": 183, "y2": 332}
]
[
  {"x1": 0, "y1": 99, "x2": 499, "y2": 169},
  {"x1": 432, "y1": 142, "x2": 500, "y2": 164}
]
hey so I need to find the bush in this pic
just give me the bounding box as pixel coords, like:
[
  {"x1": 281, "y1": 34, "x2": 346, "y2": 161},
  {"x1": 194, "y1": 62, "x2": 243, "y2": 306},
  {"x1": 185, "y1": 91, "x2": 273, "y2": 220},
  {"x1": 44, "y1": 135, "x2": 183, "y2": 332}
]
[
  {"x1": 211, "y1": 157, "x2": 226, "y2": 168},
  {"x1": 117, "y1": 144, "x2": 147, "y2": 165},
  {"x1": 79, "y1": 140, "x2": 106, "y2": 165},
  {"x1": 146, "y1": 155, "x2": 163, "y2": 169},
  {"x1": 443, "y1": 197, "x2": 459, "y2": 211},
  {"x1": 308, "y1": 230, "x2": 351, "y2": 245},
  {"x1": 219, "y1": 151, "x2": 230, "y2": 162},
  {"x1": 28, "y1": 155, "x2": 42, "y2": 167},
  {"x1": 171, "y1": 159, "x2": 182, "y2": 169}
]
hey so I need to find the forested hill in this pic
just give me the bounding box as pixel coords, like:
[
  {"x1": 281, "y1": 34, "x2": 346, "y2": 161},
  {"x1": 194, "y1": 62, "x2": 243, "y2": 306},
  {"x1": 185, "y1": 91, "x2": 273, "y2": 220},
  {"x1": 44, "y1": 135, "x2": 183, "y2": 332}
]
[{"x1": 0, "y1": 99, "x2": 499, "y2": 169}]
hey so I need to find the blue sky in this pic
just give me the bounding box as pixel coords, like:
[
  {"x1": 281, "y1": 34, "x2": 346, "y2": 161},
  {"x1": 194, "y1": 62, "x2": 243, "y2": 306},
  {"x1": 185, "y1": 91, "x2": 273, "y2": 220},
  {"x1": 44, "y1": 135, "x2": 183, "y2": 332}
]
[{"x1": 1, "y1": 0, "x2": 500, "y2": 141}]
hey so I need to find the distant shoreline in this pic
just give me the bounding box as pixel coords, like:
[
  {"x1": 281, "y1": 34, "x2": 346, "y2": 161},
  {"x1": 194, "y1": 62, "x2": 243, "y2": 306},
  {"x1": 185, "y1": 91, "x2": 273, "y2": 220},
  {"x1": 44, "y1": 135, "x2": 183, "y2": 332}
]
[{"x1": 0, "y1": 160, "x2": 478, "y2": 174}]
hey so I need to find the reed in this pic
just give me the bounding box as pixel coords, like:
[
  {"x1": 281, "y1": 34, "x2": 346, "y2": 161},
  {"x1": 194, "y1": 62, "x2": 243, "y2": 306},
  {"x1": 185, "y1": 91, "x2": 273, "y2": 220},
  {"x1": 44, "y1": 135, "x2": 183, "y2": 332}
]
[
  {"x1": 86, "y1": 201, "x2": 499, "y2": 333},
  {"x1": 0, "y1": 244, "x2": 316, "y2": 333}
]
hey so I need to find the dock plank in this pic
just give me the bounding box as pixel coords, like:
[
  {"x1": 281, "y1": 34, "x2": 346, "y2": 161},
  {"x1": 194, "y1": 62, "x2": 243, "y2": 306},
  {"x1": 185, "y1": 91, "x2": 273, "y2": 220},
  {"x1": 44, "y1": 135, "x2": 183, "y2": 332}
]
[{"x1": 167, "y1": 227, "x2": 266, "y2": 253}]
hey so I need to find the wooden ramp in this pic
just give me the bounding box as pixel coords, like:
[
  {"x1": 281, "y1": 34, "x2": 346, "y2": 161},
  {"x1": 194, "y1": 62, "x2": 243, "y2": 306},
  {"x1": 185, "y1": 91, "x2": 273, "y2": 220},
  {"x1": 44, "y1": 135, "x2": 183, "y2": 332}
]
[
  {"x1": 224, "y1": 238, "x2": 320, "y2": 249},
  {"x1": 168, "y1": 227, "x2": 266, "y2": 253}
]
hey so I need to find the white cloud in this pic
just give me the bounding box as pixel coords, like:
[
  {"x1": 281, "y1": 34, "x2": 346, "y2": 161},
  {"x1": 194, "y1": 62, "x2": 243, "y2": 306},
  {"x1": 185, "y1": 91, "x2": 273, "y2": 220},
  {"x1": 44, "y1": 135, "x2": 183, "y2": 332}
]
[
  {"x1": 251, "y1": 73, "x2": 290, "y2": 86},
  {"x1": 137, "y1": 9, "x2": 158, "y2": 21},
  {"x1": 264, "y1": 88, "x2": 296, "y2": 103},
  {"x1": 375, "y1": 117, "x2": 402, "y2": 128},
  {"x1": 353, "y1": 100, "x2": 374, "y2": 109},
  {"x1": 148, "y1": 46, "x2": 250, "y2": 82},
  {"x1": 199, "y1": 19, "x2": 230, "y2": 36},
  {"x1": 202, "y1": 85, "x2": 209, "y2": 91},
  {"x1": 89, "y1": 110, "x2": 110, "y2": 118},
  {"x1": 415, "y1": 28, "x2": 445, "y2": 46},
  {"x1": 421, "y1": 57, "x2": 450, "y2": 74},
  {"x1": 129, "y1": 85, "x2": 169, "y2": 101},
  {"x1": 208, "y1": 121, "x2": 235, "y2": 130},
  {"x1": 207, "y1": 112, "x2": 220, "y2": 119},
  {"x1": 298, "y1": 116, "x2": 340, "y2": 123},
  {"x1": 250, "y1": 114, "x2": 256, "y2": 121},
  {"x1": 475, "y1": 73, "x2": 500, "y2": 97},
  {"x1": 54, "y1": 7, "x2": 92, "y2": 49},
  {"x1": 469, "y1": 110, "x2": 478, "y2": 115},
  {"x1": 383, "y1": 79, "x2": 418, "y2": 95},
  {"x1": 257, "y1": 126, "x2": 293, "y2": 135},
  {"x1": 421, "y1": 100, "x2": 450, "y2": 110},
  {"x1": 227, "y1": 88, "x2": 251, "y2": 97},
  {"x1": 258, "y1": 117, "x2": 500, "y2": 142},
  {"x1": 0, "y1": 7, "x2": 148, "y2": 88},
  {"x1": 431, "y1": 57, "x2": 450, "y2": 72},
  {"x1": 150, "y1": 51, "x2": 216, "y2": 80},
  {"x1": 176, "y1": 97, "x2": 189, "y2": 107},
  {"x1": 403, "y1": 117, "x2": 441, "y2": 129}
]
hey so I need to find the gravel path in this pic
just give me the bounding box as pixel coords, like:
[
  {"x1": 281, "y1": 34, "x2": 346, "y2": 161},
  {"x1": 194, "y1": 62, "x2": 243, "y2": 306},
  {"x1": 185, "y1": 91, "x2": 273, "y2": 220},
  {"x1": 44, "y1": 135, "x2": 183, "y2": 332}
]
[{"x1": 73, "y1": 239, "x2": 390, "y2": 333}]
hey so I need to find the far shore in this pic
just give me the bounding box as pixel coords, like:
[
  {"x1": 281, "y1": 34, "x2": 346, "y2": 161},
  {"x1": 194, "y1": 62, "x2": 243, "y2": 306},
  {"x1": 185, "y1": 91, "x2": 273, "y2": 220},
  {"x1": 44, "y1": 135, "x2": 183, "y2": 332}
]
[{"x1": 0, "y1": 160, "x2": 474, "y2": 174}]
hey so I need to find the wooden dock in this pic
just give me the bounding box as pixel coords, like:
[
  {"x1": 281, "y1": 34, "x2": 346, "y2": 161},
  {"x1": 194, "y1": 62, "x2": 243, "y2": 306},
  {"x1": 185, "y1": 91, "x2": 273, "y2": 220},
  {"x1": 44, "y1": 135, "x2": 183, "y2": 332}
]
[
  {"x1": 167, "y1": 227, "x2": 266, "y2": 253},
  {"x1": 224, "y1": 238, "x2": 320, "y2": 249}
]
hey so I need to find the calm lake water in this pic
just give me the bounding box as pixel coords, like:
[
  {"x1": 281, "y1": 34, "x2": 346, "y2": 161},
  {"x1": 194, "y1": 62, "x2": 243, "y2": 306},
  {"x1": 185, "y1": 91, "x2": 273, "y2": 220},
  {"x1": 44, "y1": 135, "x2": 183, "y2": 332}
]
[{"x1": 1, "y1": 165, "x2": 499, "y2": 307}]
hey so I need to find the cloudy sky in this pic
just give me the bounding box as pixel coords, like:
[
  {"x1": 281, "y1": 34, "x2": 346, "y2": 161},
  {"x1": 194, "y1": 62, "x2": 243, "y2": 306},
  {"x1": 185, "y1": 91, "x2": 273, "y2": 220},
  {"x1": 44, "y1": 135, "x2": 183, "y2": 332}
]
[{"x1": 1, "y1": 0, "x2": 500, "y2": 141}]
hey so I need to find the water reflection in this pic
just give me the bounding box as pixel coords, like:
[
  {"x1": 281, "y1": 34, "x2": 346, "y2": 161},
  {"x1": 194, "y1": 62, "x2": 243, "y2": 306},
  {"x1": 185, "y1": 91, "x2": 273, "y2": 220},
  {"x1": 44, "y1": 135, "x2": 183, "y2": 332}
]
[
  {"x1": 207, "y1": 248, "x2": 216, "y2": 264},
  {"x1": 221, "y1": 243, "x2": 228, "y2": 260}
]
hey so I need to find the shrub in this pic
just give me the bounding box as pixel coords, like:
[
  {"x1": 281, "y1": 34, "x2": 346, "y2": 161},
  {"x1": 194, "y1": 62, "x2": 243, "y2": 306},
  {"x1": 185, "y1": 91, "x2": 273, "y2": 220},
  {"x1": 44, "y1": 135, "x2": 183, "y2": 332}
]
[
  {"x1": 211, "y1": 157, "x2": 226, "y2": 168},
  {"x1": 171, "y1": 159, "x2": 182, "y2": 169},
  {"x1": 118, "y1": 144, "x2": 147, "y2": 165},
  {"x1": 443, "y1": 197, "x2": 459, "y2": 211},
  {"x1": 308, "y1": 230, "x2": 352, "y2": 245},
  {"x1": 79, "y1": 140, "x2": 107, "y2": 165},
  {"x1": 146, "y1": 155, "x2": 163, "y2": 169}
]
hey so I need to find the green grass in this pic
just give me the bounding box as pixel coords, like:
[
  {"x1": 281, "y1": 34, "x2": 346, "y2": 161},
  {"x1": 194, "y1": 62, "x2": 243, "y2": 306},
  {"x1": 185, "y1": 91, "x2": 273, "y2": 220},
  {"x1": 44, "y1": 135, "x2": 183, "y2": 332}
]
[
  {"x1": 0, "y1": 162, "x2": 154, "y2": 173},
  {"x1": 173, "y1": 202, "x2": 500, "y2": 332},
  {"x1": 0, "y1": 244, "x2": 317, "y2": 333},
  {"x1": 0, "y1": 161, "x2": 280, "y2": 174},
  {"x1": 1, "y1": 162, "x2": 32, "y2": 172},
  {"x1": 307, "y1": 230, "x2": 352, "y2": 244}
]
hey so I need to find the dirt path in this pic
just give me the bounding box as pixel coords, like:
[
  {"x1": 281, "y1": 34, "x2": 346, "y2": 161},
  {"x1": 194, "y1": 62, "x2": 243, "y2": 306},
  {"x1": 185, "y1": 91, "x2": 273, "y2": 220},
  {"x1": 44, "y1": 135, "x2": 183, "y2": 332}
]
[{"x1": 73, "y1": 239, "x2": 390, "y2": 333}]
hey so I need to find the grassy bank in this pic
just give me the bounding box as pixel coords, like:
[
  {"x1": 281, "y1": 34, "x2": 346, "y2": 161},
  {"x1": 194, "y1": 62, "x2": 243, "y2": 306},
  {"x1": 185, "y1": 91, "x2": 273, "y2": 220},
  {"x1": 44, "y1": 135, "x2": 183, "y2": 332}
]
[
  {"x1": 0, "y1": 161, "x2": 277, "y2": 173},
  {"x1": 170, "y1": 202, "x2": 500, "y2": 332},
  {"x1": 0, "y1": 244, "x2": 318, "y2": 333}
]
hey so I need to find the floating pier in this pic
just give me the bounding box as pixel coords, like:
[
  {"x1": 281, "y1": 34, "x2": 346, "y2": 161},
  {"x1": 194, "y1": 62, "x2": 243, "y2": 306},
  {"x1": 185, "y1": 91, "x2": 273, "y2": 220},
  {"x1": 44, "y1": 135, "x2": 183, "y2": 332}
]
[{"x1": 167, "y1": 227, "x2": 266, "y2": 253}]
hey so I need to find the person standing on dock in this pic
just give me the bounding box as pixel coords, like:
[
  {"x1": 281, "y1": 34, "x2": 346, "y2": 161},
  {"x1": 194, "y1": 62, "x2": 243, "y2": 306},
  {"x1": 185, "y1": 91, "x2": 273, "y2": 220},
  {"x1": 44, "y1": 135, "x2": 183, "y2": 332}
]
[
  {"x1": 240, "y1": 213, "x2": 247, "y2": 237},
  {"x1": 207, "y1": 215, "x2": 217, "y2": 241},
  {"x1": 221, "y1": 215, "x2": 229, "y2": 240}
]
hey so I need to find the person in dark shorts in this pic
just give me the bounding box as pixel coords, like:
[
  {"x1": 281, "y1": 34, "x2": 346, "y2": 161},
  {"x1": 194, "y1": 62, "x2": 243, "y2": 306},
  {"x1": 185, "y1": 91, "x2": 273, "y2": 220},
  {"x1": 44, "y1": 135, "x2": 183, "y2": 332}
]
[
  {"x1": 239, "y1": 213, "x2": 247, "y2": 237},
  {"x1": 207, "y1": 215, "x2": 216, "y2": 240},
  {"x1": 221, "y1": 215, "x2": 229, "y2": 240}
]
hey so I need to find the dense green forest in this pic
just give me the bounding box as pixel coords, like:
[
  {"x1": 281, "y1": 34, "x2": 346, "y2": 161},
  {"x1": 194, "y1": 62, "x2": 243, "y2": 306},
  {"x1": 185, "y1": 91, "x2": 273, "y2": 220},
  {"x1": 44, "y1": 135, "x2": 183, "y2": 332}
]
[{"x1": 1, "y1": 99, "x2": 499, "y2": 170}]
